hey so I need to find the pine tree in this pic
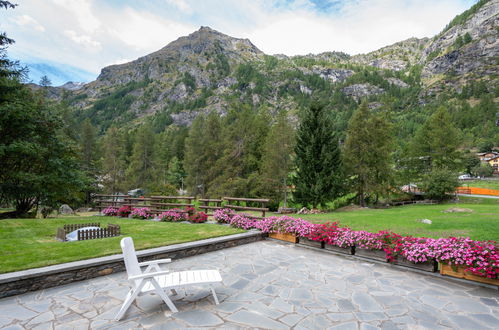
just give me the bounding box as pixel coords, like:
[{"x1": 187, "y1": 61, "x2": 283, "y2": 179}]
[
  {"x1": 343, "y1": 103, "x2": 394, "y2": 206},
  {"x1": 258, "y1": 111, "x2": 295, "y2": 209},
  {"x1": 406, "y1": 106, "x2": 462, "y2": 200},
  {"x1": 126, "y1": 124, "x2": 156, "y2": 189},
  {"x1": 79, "y1": 118, "x2": 99, "y2": 203},
  {"x1": 410, "y1": 106, "x2": 462, "y2": 173},
  {"x1": 293, "y1": 102, "x2": 343, "y2": 208},
  {"x1": 101, "y1": 126, "x2": 126, "y2": 193}
]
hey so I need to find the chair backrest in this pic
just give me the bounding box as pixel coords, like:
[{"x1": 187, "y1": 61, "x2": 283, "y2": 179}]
[{"x1": 120, "y1": 237, "x2": 142, "y2": 288}]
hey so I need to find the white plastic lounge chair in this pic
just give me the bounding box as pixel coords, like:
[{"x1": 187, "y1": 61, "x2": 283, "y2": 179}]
[{"x1": 115, "y1": 237, "x2": 222, "y2": 321}]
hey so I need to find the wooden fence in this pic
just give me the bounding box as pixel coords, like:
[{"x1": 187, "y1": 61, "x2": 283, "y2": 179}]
[
  {"x1": 77, "y1": 224, "x2": 120, "y2": 241},
  {"x1": 56, "y1": 223, "x2": 120, "y2": 241},
  {"x1": 198, "y1": 198, "x2": 223, "y2": 216},
  {"x1": 223, "y1": 197, "x2": 270, "y2": 219}
]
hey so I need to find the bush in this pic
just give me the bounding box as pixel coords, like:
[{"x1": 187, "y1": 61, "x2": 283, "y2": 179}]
[
  {"x1": 189, "y1": 211, "x2": 208, "y2": 223},
  {"x1": 420, "y1": 169, "x2": 459, "y2": 201},
  {"x1": 213, "y1": 208, "x2": 236, "y2": 224},
  {"x1": 102, "y1": 207, "x2": 118, "y2": 216},
  {"x1": 117, "y1": 205, "x2": 132, "y2": 217},
  {"x1": 159, "y1": 209, "x2": 187, "y2": 222},
  {"x1": 130, "y1": 207, "x2": 153, "y2": 219}
]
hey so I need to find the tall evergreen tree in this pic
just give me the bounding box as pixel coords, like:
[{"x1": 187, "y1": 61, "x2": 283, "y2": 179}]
[
  {"x1": 126, "y1": 124, "x2": 156, "y2": 189},
  {"x1": 208, "y1": 106, "x2": 270, "y2": 197},
  {"x1": 343, "y1": 103, "x2": 394, "y2": 206},
  {"x1": 101, "y1": 126, "x2": 126, "y2": 193},
  {"x1": 258, "y1": 110, "x2": 295, "y2": 209},
  {"x1": 407, "y1": 106, "x2": 462, "y2": 200},
  {"x1": 79, "y1": 118, "x2": 100, "y2": 203},
  {"x1": 293, "y1": 102, "x2": 343, "y2": 208},
  {"x1": 409, "y1": 106, "x2": 462, "y2": 173}
]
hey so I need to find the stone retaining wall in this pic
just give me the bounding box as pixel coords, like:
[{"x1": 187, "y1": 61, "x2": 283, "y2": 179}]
[{"x1": 0, "y1": 231, "x2": 264, "y2": 298}]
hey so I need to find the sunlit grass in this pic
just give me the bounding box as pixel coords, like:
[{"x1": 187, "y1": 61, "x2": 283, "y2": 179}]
[{"x1": 0, "y1": 216, "x2": 243, "y2": 274}]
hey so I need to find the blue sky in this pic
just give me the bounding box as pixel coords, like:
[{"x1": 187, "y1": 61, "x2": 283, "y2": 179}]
[{"x1": 1, "y1": 0, "x2": 476, "y2": 86}]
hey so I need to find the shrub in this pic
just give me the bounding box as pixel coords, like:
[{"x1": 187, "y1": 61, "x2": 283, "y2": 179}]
[
  {"x1": 255, "y1": 216, "x2": 315, "y2": 236},
  {"x1": 189, "y1": 211, "x2": 208, "y2": 223},
  {"x1": 229, "y1": 214, "x2": 256, "y2": 230},
  {"x1": 117, "y1": 205, "x2": 132, "y2": 217},
  {"x1": 213, "y1": 208, "x2": 236, "y2": 224},
  {"x1": 159, "y1": 208, "x2": 187, "y2": 222},
  {"x1": 130, "y1": 207, "x2": 152, "y2": 219},
  {"x1": 102, "y1": 206, "x2": 118, "y2": 216}
]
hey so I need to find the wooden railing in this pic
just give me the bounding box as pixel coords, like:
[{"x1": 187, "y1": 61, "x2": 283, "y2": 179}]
[
  {"x1": 223, "y1": 197, "x2": 269, "y2": 219},
  {"x1": 150, "y1": 196, "x2": 195, "y2": 215},
  {"x1": 198, "y1": 199, "x2": 223, "y2": 216},
  {"x1": 93, "y1": 194, "x2": 129, "y2": 210}
]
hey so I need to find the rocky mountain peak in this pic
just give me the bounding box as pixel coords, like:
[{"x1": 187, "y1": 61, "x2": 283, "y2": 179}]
[{"x1": 159, "y1": 26, "x2": 263, "y2": 58}]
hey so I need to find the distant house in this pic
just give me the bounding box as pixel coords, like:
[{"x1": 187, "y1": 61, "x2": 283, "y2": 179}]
[
  {"x1": 477, "y1": 151, "x2": 499, "y2": 174},
  {"x1": 477, "y1": 151, "x2": 499, "y2": 162},
  {"x1": 486, "y1": 155, "x2": 499, "y2": 174}
]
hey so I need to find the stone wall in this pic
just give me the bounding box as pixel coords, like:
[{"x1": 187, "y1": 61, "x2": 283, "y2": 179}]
[{"x1": 0, "y1": 231, "x2": 264, "y2": 298}]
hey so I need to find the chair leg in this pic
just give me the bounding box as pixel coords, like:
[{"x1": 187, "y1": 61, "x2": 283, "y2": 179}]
[
  {"x1": 114, "y1": 285, "x2": 142, "y2": 321},
  {"x1": 151, "y1": 280, "x2": 178, "y2": 313},
  {"x1": 210, "y1": 285, "x2": 219, "y2": 305}
]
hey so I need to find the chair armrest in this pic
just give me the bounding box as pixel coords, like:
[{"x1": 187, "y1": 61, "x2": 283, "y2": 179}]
[
  {"x1": 139, "y1": 258, "x2": 171, "y2": 267},
  {"x1": 128, "y1": 270, "x2": 170, "y2": 281}
]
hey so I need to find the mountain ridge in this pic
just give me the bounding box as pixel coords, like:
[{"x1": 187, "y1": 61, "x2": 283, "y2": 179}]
[{"x1": 49, "y1": 0, "x2": 497, "y2": 141}]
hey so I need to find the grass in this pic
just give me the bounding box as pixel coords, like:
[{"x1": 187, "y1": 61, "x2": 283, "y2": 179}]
[
  {"x1": 0, "y1": 216, "x2": 244, "y2": 274},
  {"x1": 459, "y1": 179, "x2": 499, "y2": 190},
  {"x1": 285, "y1": 200, "x2": 499, "y2": 241}
]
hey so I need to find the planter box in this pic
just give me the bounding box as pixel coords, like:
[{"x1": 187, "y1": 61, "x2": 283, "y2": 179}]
[
  {"x1": 298, "y1": 238, "x2": 324, "y2": 249},
  {"x1": 269, "y1": 232, "x2": 298, "y2": 243},
  {"x1": 324, "y1": 244, "x2": 354, "y2": 255},
  {"x1": 355, "y1": 248, "x2": 387, "y2": 262},
  {"x1": 440, "y1": 263, "x2": 498, "y2": 286},
  {"x1": 394, "y1": 258, "x2": 437, "y2": 272}
]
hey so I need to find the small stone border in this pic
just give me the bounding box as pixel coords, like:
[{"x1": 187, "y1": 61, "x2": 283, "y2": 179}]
[{"x1": 0, "y1": 231, "x2": 264, "y2": 299}]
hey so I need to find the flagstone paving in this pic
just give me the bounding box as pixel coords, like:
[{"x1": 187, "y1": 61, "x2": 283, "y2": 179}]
[{"x1": 0, "y1": 240, "x2": 497, "y2": 329}]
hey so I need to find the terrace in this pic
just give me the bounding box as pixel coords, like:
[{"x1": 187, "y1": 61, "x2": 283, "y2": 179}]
[{"x1": 0, "y1": 240, "x2": 497, "y2": 329}]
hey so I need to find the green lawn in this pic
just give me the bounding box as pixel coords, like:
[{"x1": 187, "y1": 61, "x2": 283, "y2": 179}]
[
  {"x1": 0, "y1": 217, "x2": 244, "y2": 274},
  {"x1": 288, "y1": 200, "x2": 499, "y2": 241},
  {"x1": 459, "y1": 179, "x2": 499, "y2": 190}
]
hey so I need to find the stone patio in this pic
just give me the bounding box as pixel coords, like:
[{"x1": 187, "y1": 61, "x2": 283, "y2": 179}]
[{"x1": 0, "y1": 240, "x2": 497, "y2": 329}]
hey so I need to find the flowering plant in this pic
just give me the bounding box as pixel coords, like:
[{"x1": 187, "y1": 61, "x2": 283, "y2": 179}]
[
  {"x1": 159, "y1": 208, "x2": 187, "y2": 222},
  {"x1": 213, "y1": 208, "x2": 236, "y2": 224},
  {"x1": 308, "y1": 222, "x2": 339, "y2": 242},
  {"x1": 351, "y1": 231, "x2": 384, "y2": 250},
  {"x1": 185, "y1": 206, "x2": 196, "y2": 216},
  {"x1": 229, "y1": 214, "x2": 257, "y2": 230},
  {"x1": 130, "y1": 207, "x2": 153, "y2": 219},
  {"x1": 189, "y1": 211, "x2": 208, "y2": 223},
  {"x1": 102, "y1": 206, "x2": 118, "y2": 216},
  {"x1": 117, "y1": 205, "x2": 132, "y2": 217},
  {"x1": 255, "y1": 216, "x2": 315, "y2": 236}
]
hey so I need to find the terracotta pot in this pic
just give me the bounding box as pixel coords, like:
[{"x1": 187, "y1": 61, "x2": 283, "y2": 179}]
[
  {"x1": 394, "y1": 258, "x2": 438, "y2": 272},
  {"x1": 298, "y1": 238, "x2": 324, "y2": 249},
  {"x1": 440, "y1": 263, "x2": 498, "y2": 286},
  {"x1": 324, "y1": 244, "x2": 354, "y2": 255},
  {"x1": 355, "y1": 248, "x2": 387, "y2": 262},
  {"x1": 268, "y1": 232, "x2": 298, "y2": 243}
]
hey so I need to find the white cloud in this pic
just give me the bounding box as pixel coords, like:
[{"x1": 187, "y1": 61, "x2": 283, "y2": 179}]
[
  {"x1": 12, "y1": 14, "x2": 45, "y2": 32},
  {"x1": 64, "y1": 30, "x2": 101, "y2": 50},
  {"x1": 165, "y1": 0, "x2": 192, "y2": 14},
  {"x1": 105, "y1": 7, "x2": 195, "y2": 52},
  {"x1": 51, "y1": 0, "x2": 101, "y2": 33}
]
